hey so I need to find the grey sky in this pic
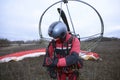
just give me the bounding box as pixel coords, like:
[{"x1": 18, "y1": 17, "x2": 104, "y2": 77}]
[{"x1": 0, "y1": 0, "x2": 120, "y2": 41}]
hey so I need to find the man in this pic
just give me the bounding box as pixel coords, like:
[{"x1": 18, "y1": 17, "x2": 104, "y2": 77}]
[{"x1": 43, "y1": 21, "x2": 83, "y2": 80}]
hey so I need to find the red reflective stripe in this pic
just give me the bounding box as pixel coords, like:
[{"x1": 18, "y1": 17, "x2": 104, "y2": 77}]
[{"x1": 57, "y1": 58, "x2": 66, "y2": 67}]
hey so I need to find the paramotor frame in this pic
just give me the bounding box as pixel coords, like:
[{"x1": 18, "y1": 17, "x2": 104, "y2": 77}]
[{"x1": 39, "y1": 0, "x2": 104, "y2": 51}]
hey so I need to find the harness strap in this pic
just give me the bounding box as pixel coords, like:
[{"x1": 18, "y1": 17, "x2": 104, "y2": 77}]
[
  {"x1": 66, "y1": 36, "x2": 73, "y2": 55},
  {"x1": 51, "y1": 40, "x2": 56, "y2": 59},
  {"x1": 53, "y1": 35, "x2": 74, "y2": 56}
]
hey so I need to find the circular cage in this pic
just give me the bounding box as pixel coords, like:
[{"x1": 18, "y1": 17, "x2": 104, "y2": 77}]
[{"x1": 39, "y1": 0, "x2": 104, "y2": 51}]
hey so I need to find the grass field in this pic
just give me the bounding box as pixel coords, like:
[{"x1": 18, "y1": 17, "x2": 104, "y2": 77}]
[{"x1": 0, "y1": 40, "x2": 120, "y2": 80}]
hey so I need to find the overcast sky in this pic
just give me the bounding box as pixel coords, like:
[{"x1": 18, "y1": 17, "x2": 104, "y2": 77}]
[{"x1": 0, "y1": 0, "x2": 120, "y2": 41}]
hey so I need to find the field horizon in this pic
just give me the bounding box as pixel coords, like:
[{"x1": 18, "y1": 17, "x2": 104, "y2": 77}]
[{"x1": 0, "y1": 40, "x2": 120, "y2": 80}]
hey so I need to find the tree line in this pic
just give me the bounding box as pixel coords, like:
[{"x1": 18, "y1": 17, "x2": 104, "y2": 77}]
[{"x1": 0, "y1": 38, "x2": 41, "y2": 47}]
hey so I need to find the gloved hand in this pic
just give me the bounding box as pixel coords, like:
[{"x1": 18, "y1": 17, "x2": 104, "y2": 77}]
[
  {"x1": 44, "y1": 56, "x2": 58, "y2": 67},
  {"x1": 49, "y1": 58, "x2": 58, "y2": 67}
]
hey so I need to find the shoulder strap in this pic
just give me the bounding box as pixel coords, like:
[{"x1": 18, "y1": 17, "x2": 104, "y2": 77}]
[
  {"x1": 51, "y1": 40, "x2": 57, "y2": 59},
  {"x1": 66, "y1": 35, "x2": 74, "y2": 54},
  {"x1": 46, "y1": 40, "x2": 56, "y2": 57},
  {"x1": 67, "y1": 35, "x2": 74, "y2": 44},
  {"x1": 51, "y1": 40, "x2": 56, "y2": 49}
]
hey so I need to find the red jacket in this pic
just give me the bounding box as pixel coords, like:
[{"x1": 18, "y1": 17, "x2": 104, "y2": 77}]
[{"x1": 47, "y1": 33, "x2": 81, "y2": 67}]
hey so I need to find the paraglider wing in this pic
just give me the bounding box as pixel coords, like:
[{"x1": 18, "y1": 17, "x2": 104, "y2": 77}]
[{"x1": 0, "y1": 48, "x2": 101, "y2": 63}]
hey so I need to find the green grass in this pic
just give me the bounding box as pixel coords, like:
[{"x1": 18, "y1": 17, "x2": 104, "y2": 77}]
[{"x1": 0, "y1": 41, "x2": 120, "y2": 80}]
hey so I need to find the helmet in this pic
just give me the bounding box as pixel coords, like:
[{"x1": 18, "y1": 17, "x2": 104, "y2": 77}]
[{"x1": 48, "y1": 21, "x2": 67, "y2": 39}]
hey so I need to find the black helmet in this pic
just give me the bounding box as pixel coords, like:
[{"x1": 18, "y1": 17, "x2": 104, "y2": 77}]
[{"x1": 48, "y1": 21, "x2": 67, "y2": 39}]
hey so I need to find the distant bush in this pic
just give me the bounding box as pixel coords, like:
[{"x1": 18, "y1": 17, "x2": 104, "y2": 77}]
[{"x1": 0, "y1": 38, "x2": 10, "y2": 47}]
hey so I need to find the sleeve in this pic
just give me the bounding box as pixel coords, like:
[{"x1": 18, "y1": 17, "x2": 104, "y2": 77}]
[
  {"x1": 70, "y1": 37, "x2": 80, "y2": 54},
  {"x1": 57, "y1": 37, "x2": 81, "y2": 67},
  {"x1": 43, "y1": 41, "x2": 54, "y2": 66},
  {"x1": 48, "y1": 42, "x2": 54, "y2": 58}
]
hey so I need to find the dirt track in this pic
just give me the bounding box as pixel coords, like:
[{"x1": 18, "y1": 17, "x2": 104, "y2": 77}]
[{"x1": 0, "y1": 41, "x2": 120, "y2": 80}]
